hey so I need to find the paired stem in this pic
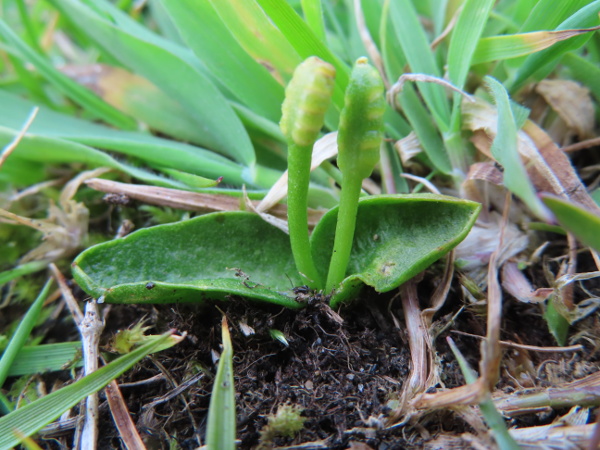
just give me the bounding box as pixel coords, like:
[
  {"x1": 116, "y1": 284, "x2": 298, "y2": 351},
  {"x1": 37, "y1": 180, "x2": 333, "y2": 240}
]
[
  {"x1": 325, "y1": 173, "x2": 363, "y2": 292},
  {"x1": 287, "y1": 143, "x2": 323, "y2": 288}
]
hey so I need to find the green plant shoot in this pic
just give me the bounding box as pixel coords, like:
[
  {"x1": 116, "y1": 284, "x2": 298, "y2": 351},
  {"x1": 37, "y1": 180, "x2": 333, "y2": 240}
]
[
  {"x1": 326, "y1": 58, "x2": 385, "y2": 293},
  {"x1": 281, "y1": 56, "x2": 335, "y2": 288}
]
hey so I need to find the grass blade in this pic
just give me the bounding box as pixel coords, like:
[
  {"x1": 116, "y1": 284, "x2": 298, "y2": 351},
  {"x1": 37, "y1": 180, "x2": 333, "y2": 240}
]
[
  {"x1": 542, "y1": 194, "x2": 600, "y2": 252},
  {"x1": 508, "y1": 0, "x2": 600, "y2": 92},
  {"x1": 161, "y1": 0, "x2": 285, "y2": 122},
  {"x1": 388, "y1": 0, "x2": 450, "y2": 130},
  {"x1": 447, "y1": 0, "x2": 495, "y2": 90},
  {"x1": 0, "y1": 261, "x2": 47, "y2": 287},
  {"x1": 50, "y1": 0, "x2": 256, "y2": 167},
  {"x1": 6, "y1": 342, "x2": 83, "y2": 377},
  {"x1": 0, "y1": 279, "x2": 53, "y2": 390},
  {"x1": 256, "y1": 0, "x2": 350, "y2": 111},
  {"x1": 206, "y1": 317, "x2": 236, "y2": 450},
  {"x1": 484, "y1": 76, "x2": 551, "y2": 221},
  {"x1": 301, "y1": 0, "x2": 326, "y2": 41},
  {"x1": 0, "y1": 19, "x2": 136, "y2": 130},
  {"x1": 0, "y1": 332, "x2": 181, "y2": 449}
]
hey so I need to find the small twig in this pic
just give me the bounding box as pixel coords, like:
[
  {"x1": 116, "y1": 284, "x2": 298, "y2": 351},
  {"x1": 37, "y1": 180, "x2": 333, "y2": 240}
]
[
  {"x1": 451, "y1": 330, "x2": 584, "y2": 352},
  {"x1": 0, "y1": 107, "x2": 39, "y2": 170},
  {"x1": 562, "y1": 136, "x2": 600, "y2": 153},
  {"x1": 50, "y1": 263, "x2": 104, "y2": 450}
]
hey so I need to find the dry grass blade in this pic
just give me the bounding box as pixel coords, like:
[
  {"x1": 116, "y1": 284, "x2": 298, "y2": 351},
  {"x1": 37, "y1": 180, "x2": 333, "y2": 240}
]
[{"x1": 105, "y1": 380, "x2": 147, "y2": 450}]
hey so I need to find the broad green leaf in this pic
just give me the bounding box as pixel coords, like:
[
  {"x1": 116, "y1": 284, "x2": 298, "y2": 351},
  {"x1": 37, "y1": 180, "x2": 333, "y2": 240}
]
[
  {"x1": 6, "y1": 342, "x2": 83, "y2": 377},
  {"x1": 561, "y1": 53, "x2": 600, "y2": 104},
  {"x1": 311, "y1": 194, "x2": 481, "y2": 307},
  {"x1": 508, "y1": 0, "x2": 600, "y2": 92},
  {"x1": 0, "y1": 91, "x2": 249, "y2": 187},
  {"x1": 0, "y1": 19, "x2": 136, "y2": 130},
  {"x1": 72, "y1": 212, "x2": 304, "y2": 309},
  {"x1": 50, "y1": 0, "x2": 256, "y2": 167},
  {"x1": 0, "y1": 332, "x2": 179, "y2": 448},
  {"x1": 0, "y1": 280, "x2": 52, "y2": 389},
  {"x1": 256, "y1": 0, "x2": 349, "y2": 112},
  {"x1": 72, "y1": 195, "x2": 479, "y2": 309},
  {"x1": 206, "y1": 318, "x2": 236, "y2": 450},
  {"x1": 388, "y1": 0, "x2": 451, "y2": 130},
  {"x1": 160, "y1": 0, "x2": 285, "y2": 123},
  {"x1": 484, "y1": 76, "x2": 551, "y2": 221},
  {"x1": 542, "y1": 194, "x2": 600, "y2": 252}
]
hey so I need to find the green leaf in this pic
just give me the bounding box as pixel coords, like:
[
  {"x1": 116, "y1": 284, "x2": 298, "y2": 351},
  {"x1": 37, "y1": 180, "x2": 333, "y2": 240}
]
[
  {"x1": 388, "y1": 0, "x2": 450, "y2": 130},
  {"x1": 72, "y1": 212, "x2": 304, "y2": 309},
  {"x1": 255, "y1": 0, "x2": 349, "y2": 112},
  {"x1": 160, "y1": 0, "x2": 285, "y2": 122},
  {"x1": 49, "y1": 0, "x2": 256, "y2": 167},
  {"x1": 0, "y1": 91, "x2": 249, "y2": 187},
  {"x1": 484, "y1": 76, "x2": 551, "y2": 221},
  {"x1": 542, "y1": 194, "x2": 600, "y2": 252},
  {"x1": 0, "y1": 280, "x2": 52, "y2": 389},
  {"x1": 206, "y1": 318, "x2": 236, "y2": 450},
  {"x1": 0, "y1": 261, "x2": 47, "y2": 287},
  {"x1": 72, "y1": 196, "x2": 479, "y2": 309},
  {"x1": 508, "y1": 0, "x2": 600, "y2": 92},
  {"x1": 5, "y1": 342, "x2": 83, "y2": 377},
  {"x1": 311, "y1": 194, "x2": 481, "y2": 307},
  {"x1": 0, "y1": 18, "x2": 137, "y2": 130},
  {"x1": 0, "y1": 332, "x2": 179, "y2": 448}
]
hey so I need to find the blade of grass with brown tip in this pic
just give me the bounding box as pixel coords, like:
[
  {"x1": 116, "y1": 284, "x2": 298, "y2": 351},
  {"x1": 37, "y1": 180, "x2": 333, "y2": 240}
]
[{"x1": 508, "y1": 0, "x2": 600, "y2": 93}]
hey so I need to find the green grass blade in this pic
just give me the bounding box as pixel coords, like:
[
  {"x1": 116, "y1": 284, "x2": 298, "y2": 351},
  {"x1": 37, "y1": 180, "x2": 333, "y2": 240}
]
[
  {"x1": 256, "y1": 0, "x2": 349, "y2": 111},
  {"x1": 0, "y1": 333, "x2": 179, "y2": 449},
  {"x1": 0, "y1": 129, "x2": 199, "y2": 190},
  {"x1": 473, "y1": 28, "x2": 600, "y2": 65},
  {"x1": 447, "y1": 0, "x2": 495, "y2": 90},
  {"x1": 388, "y1": 0, "x2": 450, "y2": 130},
  {"x1": 0, "y1": 19, "x2": 136, "y2": 130},
  {"x1": 542, "y1": 194, "x2": 600, "y2": 252},
  {"x1": 508, "y1": 0, "x2": 600, "y2": 92},
  {"x1": 519, "y1": 0, "x2": 591, "y2": 32},
  {"x1": 50, "y1": 0, "x2": 256, "y2": 167},
  {"x1": 160, "y1": 0, "x2": 285, "y2": 123},
  {"x1": 301, "y1": 0, "x2": 326, "y2": 41},
  {"x1": 206, "y1": 318, "x2": 236, "y2": 450},
  {"x1": 209, "y1": 0, "x2": 300, "y2": 83},
  {"x1": 447, "y1": 338, "x2": 521, "y2": 450},
  {"x1": 561, "y1": 53, "x2": 600, "y2": 104},
  {"x1": 484, "y1": 76, "x2": 551, "y2": 221},
  {"x1": 0, "y1": 91, "x2": 249, "y2": 186},
  {"x1": 6, "y1": 342, "x2": 83, "y2": 377},
  {"x1": 0, "y1": 280, "x2": 52, "y2": 390},
  {"x1": 0, "y1": 261, "x2": 47, "y2": 287}
]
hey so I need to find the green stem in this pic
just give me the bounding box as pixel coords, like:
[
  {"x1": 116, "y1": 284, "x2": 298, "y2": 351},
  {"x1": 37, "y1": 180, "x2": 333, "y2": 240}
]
[
  {"x1": 288, "y1": 143, "x2": 323, "y2": 288},
  {"x1": 326, "y1": 173, "x2": 363, "y2": 292}
]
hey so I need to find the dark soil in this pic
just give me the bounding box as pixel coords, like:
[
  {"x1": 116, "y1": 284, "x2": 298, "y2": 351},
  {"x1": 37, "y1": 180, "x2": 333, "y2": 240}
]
[{"x1": 31, "y1": 271, "x2": 600, "y2": 450}]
